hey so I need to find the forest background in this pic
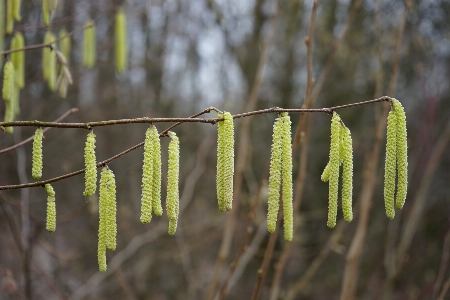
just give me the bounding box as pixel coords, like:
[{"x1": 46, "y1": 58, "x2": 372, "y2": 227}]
[{"x1": 0, "y1": 0, "x2": 450, "y2": 299}]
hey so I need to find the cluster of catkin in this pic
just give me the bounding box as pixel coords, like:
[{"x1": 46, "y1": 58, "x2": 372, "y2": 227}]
[
  {"x1": 321, "y1": 112, "x2": 354, "y2": 228},
  {"x1": 384, "y1": 98, "x2": 408, "y2": 219},
  {"x1": 267, "y1": 113, "x2": 293, "y2": 241}
]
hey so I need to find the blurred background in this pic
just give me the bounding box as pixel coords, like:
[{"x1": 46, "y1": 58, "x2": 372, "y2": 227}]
[{"x1": 1, "y1": 0, "x2": 450, "y2": 299}]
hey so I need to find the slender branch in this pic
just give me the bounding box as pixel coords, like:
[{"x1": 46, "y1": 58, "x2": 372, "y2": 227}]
[
  {"x1": 0, "y1": 108, "x2": 78, "y2": 154},
  {"x1": 0, "y1": 97, "x2": 391, "y2": 130},
  {"x1": 1, "y1": 23, "x2": 93, "y2": 55}
]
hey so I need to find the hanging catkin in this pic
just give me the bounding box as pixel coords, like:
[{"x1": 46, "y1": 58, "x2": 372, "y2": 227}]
[
  {"x1": 0, "y1": 0, "x2": 4, "y2": 69},
  {"x1": 267, "y1": 115, "x2": 283, "y2": 233},
  {"x1": 83, "y1": 20, "x2": 96, "y2": 68},
  {"x1": 340, "y1": 126, "x2": 353, "y2": 223},
  {"x1": 166, "y1": 131, "x2": 180, "y2": 235},
  {"x1": 151, "y1": 128, "x2": 163, "y2": 217},
  {"x1": 327, "y1": 112, "x2": 341, "y2": 228},
  {"x1": 42, "y1": 32, "x2": 56, "y2": 91},
  {"x1": 281, "y1": 113, "x2": 293, "y2": 241},
  {"x1": 45, "y1": 184, "x2": 56, "y2": 232},
  {"x1": 12, "y1": 0, "x2": 20, "y2": 21},
  {"x1": 392, "y1": 99, "x2": 408, "y2": 210},
  {"x1": 11, "y1": 31, "x2": 25, "y2": 89},
  {"x1": 6, "y1": 0, "x2": 13, "y2": 34},
  {"x1": 384, "y1": 109, "x2": 397, "y2": 219},
  {"x1": 59, "y1": 28, "x2": 71, "y2": 63},
  {"x1": 216, "y1": 112, "x2": 234, "y2": 212},
  {"x1": 83, "y1": 132, "x2": 97, "y2": 197},
  {"x1": 115, "y1": 8, "x2": 127, "y2": 74},
  {"x1": 98, "y1": 167, "x2": 108, "y2": 272},
  {"x1": 141, "y1": 127, "x2": 155, "y2": 223},
  {"x1": 32, "y1": 128, "x2": 43, "y2": 179},
  {"x1": 2, "y1": 61, "x2": 14, "y2": 101},
  {"x1": 42, "y1": 0, "x2": 49, "y2": 25},
  {"x1": 101, "y1": 168, "x2": 117, "y2": 251}
]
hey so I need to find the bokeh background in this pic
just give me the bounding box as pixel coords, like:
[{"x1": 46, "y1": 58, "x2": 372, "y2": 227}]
[{"x1": 1, "y1": 0, "x2": 450, "y2": 299}]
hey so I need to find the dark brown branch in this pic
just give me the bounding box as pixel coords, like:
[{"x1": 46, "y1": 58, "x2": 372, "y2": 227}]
[
  {"x1": 0, "y1": 97, "x2": 391, "y2": 130},
  {"x1": 0, "y1": 108, "x2": 78, "y2": 154},
  {"x1": 1, "y1": 23, "x2": 93, "y2": 55}
]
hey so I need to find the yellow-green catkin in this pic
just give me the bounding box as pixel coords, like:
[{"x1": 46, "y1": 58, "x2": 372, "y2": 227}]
[
  {"x1": 100, "y1": 167, "x2": 117, "y2": 251},
  {"x1": 2, "y1": 61, "x2": 14, "y2": 101},
  {"x1": 45, "y1": 184, "x2": 56, "y2": 232},
  {"x1": 6, "y1": 0, "x2": 13, "y2": 34},
  {"x1": 327, "y1": 112, "x2": 341, "y2": 228},
  {"x1": 42, "y1": 32, "x2": 56, "y2": 91},
  {"x1": 12, "y1": 0, "x2": 20, "y2": 21},
  {"x1": 281, "y1": 113, "x2": 293, "y2": 241},
  {"x1": 59, "y1": 28, "x2": 71, "y2": 63},
  {"x1": 32, "y1": 128, "x2": 43, "y2": 179},
  {"x1": 384, "y1": 110, "x2": 397, "y2": 219},
  {"x1": 0, "y1": 0, "x2": 4, "y2": 69},
  {"x1": 115, "y1": 8, "x2": 127, "y2": 74},
  {"x1": 11, "y1": 31, "x2": 25, "y2": 89},
  {"x1": 341, "y1": 126, "x2": 353, "y2": 223},
  {"x1": 151, "y1": 127, "x2": 163, "y2": 216},
  {"x1": 83, "y1": 20, "x2": 96, "y2": 68},
  {"x1": 267, "y1": 116, "x2": 283, "y2": 233},
  {"x1": 42, "y1": 0, "x2": 49, "y2": 25},
  {"x1": 98, "y1": 168, "x2": 108, "y2": 272},
  {"x1": 83, "y1": 132, "x2": 97, "y2": 197},
  {"x1": 166, "y1": 131, "x2": 179, "y2": 236},
  {"x1": 392, "y1": 99, "x2": 408, "y2": 210},
  {"x1": 140, "y1": 127, "x2": 155, "y2": 223},
  {"x1": 216, "y1": 112, "x2": 235, "y2": 212}
]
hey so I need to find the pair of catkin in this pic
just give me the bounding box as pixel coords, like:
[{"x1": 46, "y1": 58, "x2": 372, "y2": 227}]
[
  {"x1": 216, "y1": 112, "x2": 235, "y2": 212},
  {"x1": 321, "y1": 112, "x2": 353, "y2": 228},
  {"x1": 115, "y1": 8, "x2": 127, "y2": 74},
  {"x1": 140, "y1": 126, "x2": 163, "y2": 223},
  {"x1": 98, "y1": 167, "x2": 117, "y2": 272},
  {"x1": 45, "y1": 184, "x2": 56, "y2": 232},
  {"x1": 166, "y1": 131, "x2": 180, "y2": 235},
  {"x1": 83, "y1": 20, "x2": 96, "y2": 68},
  {"x1": 384, "y1": 98, "x2": 408, "y2": 219},
  {"x1": 267, "y1": 112, "x2": 293, "y2": 241},
  {"x1": 42, "y1": 32, "x2": 56, "y2": 91}
]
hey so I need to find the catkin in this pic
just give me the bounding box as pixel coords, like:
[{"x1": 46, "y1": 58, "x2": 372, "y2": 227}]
[
  {"x1": 11, "y1": 31, "x2": 25, "y2": 89},
  {"x1": 83, "y1": 20, "x2": 96, "y2": 68},
  {"x1": 32, "y1": 128, "x2": 43, "y2": 179},
  {"x1": 12, "y1": 0, "x2": 20, "y2": 21},
  {"x1": 384, "y1": 110, "x2": 397, "y2": 219},
  {"x1": 101, "y1": 168, "x2": 117, "y2": 251},
  {"x1": 392, "y1": 99, "x2": 408, "y2": 210},
  {"x1": 42, "y1": 0, "x2": 49, "y2": 25},
  {"x1": 59, "y1": 28, "x2": 71, "y2": 63},
  {"x1": 45, "y1": 184, "x2": 56, "y2": 232},
  {"x1": 98, "y1": 168, "x2": 108, "y2": 272},
  {"x1": 6, "y1": 0, "x2": 13, "y2": 34},
  {"x1": 151, "y1": 127, "x2": 163, "y2": 216},
  {"x1": 83, "y1": 132, "x2": 97, "y2": 197},
  {"x1": 267, "y1": 115, "x2": 283, "y2": 233},
  {"x1": 0, "y1": 0, "x2": 4, "y2": 69},
  {"x1": 141, "y1": 127, "x2": 155, "y2": 223},
  {"x1": 2, "y1": 61, "x2": 14, "y2": 101},
  {"x1": 166, "y1": 131, "x2": 179, "y2": 235},
  {"x1": 115, "y1": 8, "x2": 127, "y2": 74},
  {"x1": 341, "y1": 126, "x2": 353, "y2": 223},
  {"x1": 281, "y1": 113, "x2": 293, "y2": 241},
  {"x1": 327, "y1": 112, "x2": 341, "y2": 229},
  {"x1": 216, "y1": 112, "x2": 235, "y2": 212},
  {"x1": 42, "y1": 32, "x2": 56, "y2": 90}
]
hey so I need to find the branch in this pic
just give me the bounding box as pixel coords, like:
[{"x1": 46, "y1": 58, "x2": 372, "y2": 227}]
[
  {"x1": 1, "y1": 23, "x2": 93, "y2": 55},
  {"x1": 0, "y1": 108, "x2": 78, "y2": 155},
  {"x1": 0, "y1": 97, "x2": 391, "y2": 130}
]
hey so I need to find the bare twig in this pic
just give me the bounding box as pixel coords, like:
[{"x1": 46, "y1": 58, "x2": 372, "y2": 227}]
[{"x1": 0, "y1": 108, "x2": 78, "y2": 154}]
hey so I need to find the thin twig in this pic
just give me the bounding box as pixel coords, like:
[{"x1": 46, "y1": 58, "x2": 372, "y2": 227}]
[
  {"x1": 1, "y1": 23, "x2": 94, "y2": 55},
  {"x1": 0, "y1": 108, "x2": 78, "y2": 154}
]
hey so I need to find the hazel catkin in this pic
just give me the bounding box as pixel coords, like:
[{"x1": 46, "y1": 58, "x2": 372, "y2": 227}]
[
  {"x1": 340, "y1": 126, "x2": 353, "y2": 223},
  {"x1": 281, "y1": 113, "x2": 293, "y2": 241},
  {"x1": 42, "y1": 0, "x2": 50, "y2": 25},
  {"x1": 32, "y1": 128, "x2": 44, "y2": 179},
  {"x1": 11, "y1": 31, "x2": 25, "y2": 89},
  {"x1": 97, "y1": 168, "x2": 108, "y2": 272},
  {"x1": 59, "y1": 28, "x2": 71, "y2": 63},
  {"x1": 392, "y1": 99, "x2": 408, "y2": 210},
  {"x1": 6, "y1": 0, "x2": 13, "y2": 34},
  {"x1": 151, "y1": 127, "x2": 163, "y2": 217},
  {"x1": 100, "y1": 167, "x2": 117, "y2": 251},
  {"x1": 0, "y1": 0, "x2": 4, "y2": 69},
  {"x1": 45, "y1": 184, "x2": 56, "y2": 232},
  {"x1": 115, "y1": 8, "x2": 127, "y2": 74},
  {"x1": 83, "y1": 20, "x2": 96, "y2": 68},
  {"x1": 166, "y1": 131, "x2": 180, "y2": 235},
  {"x1": 216, "y1": 112, "x2": 235, "y2": 212},
  {"x1": 2, "y1": 61, "x2": 14, "y2": 102},
  {"x1": 384, "y1": 110, "x2": 397, "y2": 220},
  {"x1": 140, "y1": 127, "x2": 155, "y2": 223},
  {"x1": 327, "y1": 112, "x2": 341, "y2": 228},
  {"x1": 83, "y1": 132, "x2": 97, "y2": 197}
]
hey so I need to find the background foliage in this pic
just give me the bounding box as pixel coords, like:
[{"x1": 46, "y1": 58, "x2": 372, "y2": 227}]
[{"x1": 1, "y1": 0, "x2": 450, "y2": 299}]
